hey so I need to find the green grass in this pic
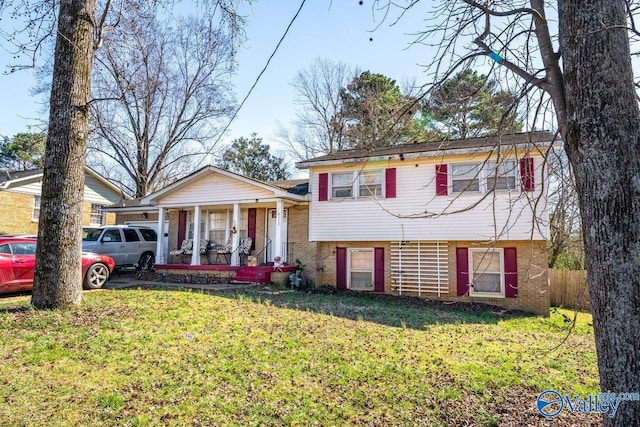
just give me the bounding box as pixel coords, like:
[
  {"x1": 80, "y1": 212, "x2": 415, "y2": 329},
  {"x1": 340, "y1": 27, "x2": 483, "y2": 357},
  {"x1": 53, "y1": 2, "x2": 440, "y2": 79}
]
[{"x1": 0, "y1": 286, "x2": 599, "y2": 426}]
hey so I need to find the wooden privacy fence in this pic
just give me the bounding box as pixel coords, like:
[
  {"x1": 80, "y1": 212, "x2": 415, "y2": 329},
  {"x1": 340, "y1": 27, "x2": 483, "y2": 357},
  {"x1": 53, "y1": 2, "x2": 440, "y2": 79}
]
[{"x1": 549, "y1": 269, "x2": 590, "y2": 310}]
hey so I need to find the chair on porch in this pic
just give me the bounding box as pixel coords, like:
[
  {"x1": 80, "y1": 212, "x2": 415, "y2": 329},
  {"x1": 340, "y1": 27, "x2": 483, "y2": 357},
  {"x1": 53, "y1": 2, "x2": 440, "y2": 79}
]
[
  {"x1": 169, "y1": 239, "x2": 192, "y2": 263},
  {"x1": 184, "y1": 239, "x2": 209, "y2": 262},
  {"x1": 239, "y1": 237, "x2": 253, "y2": 265},
  {"x1": 214, "y1": 237, "x2": 252, "y2": 265},
  {"x1": 215, "y1": 237, "x2": 233, "y2": 264}
]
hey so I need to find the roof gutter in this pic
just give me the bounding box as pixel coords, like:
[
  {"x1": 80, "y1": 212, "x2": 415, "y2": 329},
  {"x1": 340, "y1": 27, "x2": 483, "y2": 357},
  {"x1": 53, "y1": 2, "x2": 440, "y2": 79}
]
[{"x1": 296, "y1": 140, "x2": 560, "y2": 169}]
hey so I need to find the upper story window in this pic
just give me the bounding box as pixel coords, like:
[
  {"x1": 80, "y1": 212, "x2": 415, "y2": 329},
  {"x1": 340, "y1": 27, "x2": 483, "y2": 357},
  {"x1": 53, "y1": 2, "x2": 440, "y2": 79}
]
[
  {"x1": 451, "y1": 160, "x2": 518, "y2": 194},
  {"x1": 32, "y1": 196, "x2": 41, "y2": 221},
  {"x1": 359, "y1": 171, "x2": 383, "y2": 197},
  {"x1": 331, "y1": 170, "x2": 383, "y2": 199},
  {"x1": 90, "y1": 204, "x2": 104, "y2": 225},
  {"x1": 331, "y1": 172, "x2": 354, "y2": 198},
  {"x1": 486, "y1": 160, "x2": 517, "y2": 191},
  {"x1": 451, "y1": 164, "x2": 481, "y2": 193}
]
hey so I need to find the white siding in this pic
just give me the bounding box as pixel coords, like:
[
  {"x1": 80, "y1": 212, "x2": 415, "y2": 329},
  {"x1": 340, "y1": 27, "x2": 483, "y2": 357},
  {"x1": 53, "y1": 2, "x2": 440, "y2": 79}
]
[
  {"x1": 160, "y1": 172, "x2": 275, "y2": 205},
  {"x1": 5, "y1": 173, "x2": 121, "y2": 205},
  {"x1": 84, "y1": 174, "x2": 122, "y2": 204},
  {"x1": 309, "y1": 155, "x2": 549, "y2": 242},
  {"x1": 4, "y1": 177, "x2": 42, "y2": 195}
]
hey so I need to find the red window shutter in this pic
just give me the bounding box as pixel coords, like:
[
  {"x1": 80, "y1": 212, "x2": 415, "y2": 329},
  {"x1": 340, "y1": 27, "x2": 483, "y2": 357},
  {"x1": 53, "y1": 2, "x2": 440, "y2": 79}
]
[
  {"x1": 456, "y1": 247, "x2": 469, "y2": 296},
  {"x1": 336, "y1": 247, "x2": 347, "y2": 290},
  {"x1": 520, "y1": 158, "x2": 534, "y2": 191},
  {"x1": 318, "y1": 173, "x2": 329, "y2": 201},
  {"x1": 385, "y1": 168, "x2": 396, "y2": 198},
  {"x1": 504, "y1": 247, "x2": 518, "y2": 298},
  {"x1": 247, "y1": 208, "x2": 257, "y2": 251},
  {"x1": 435, "y1": 164, "x2": 448, "y2": 196},
  {"x1": 374, "y1": 247, "x2": 385, "y2": 292},
  {"x1": 177, "y1": 210, "x2": 187, "y2": 247}
]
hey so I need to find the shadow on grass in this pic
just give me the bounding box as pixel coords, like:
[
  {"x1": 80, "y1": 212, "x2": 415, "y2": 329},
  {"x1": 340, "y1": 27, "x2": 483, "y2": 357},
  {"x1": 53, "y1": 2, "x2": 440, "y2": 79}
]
[{"x1": 112, "y1": 281, "x2": 536, "y2": 330}]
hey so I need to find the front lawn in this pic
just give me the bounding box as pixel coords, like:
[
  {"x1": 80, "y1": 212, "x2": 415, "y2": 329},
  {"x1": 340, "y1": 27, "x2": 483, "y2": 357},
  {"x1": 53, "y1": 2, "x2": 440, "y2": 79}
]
[{"x1": 0, "y1": 286, "x2": 599, "y2": 426}]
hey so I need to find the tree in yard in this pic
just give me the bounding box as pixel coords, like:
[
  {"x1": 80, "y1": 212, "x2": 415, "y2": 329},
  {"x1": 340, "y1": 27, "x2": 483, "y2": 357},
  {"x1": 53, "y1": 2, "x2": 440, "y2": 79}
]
[
  {"x1": 427, "y1": 69, "x2": 522, "y2": 139},
  {"x1": 373, "y1": 1, "x2": 640, "y2": 423},
  {"x1": 279, "y1": 60, "x2": 439, "y2": 160},
  {"x1": 0, "y1": 0, "x2": 246, "y2": 309},
  {"x1": 90, "y1": 9, "x2": 237, "y2": 198},
  {"x1": 0, "y1": 132, "x2": 46, "y2": 170},
  {"x1": 277, "y1": 58, "x2": 356, "y2": 159},
  {"x1": 338, "y1": 70, "x2": 428, "y2": 149},
  {"x1": 218, "y1": 134, "x2": 291, "y2": 182}
]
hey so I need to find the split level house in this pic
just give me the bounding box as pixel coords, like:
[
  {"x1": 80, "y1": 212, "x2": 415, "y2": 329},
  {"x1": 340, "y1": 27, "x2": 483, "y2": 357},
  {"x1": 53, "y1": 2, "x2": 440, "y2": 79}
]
[
  {"x1": 110, "y1": 131, "x2": 557, "y2": 315},
  {"x1": 0, "y1": 166, "x2": 121, "y2": 235}
]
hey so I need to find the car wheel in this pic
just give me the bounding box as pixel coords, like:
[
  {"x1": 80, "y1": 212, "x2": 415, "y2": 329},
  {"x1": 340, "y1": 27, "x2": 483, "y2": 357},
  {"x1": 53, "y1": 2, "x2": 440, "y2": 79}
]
[
  {"x1": 138, "y1": 252, "x2": 154, "y2": 271},
  {"x1": 83, "y1": 263, "x2": 110, "y2": 290}
]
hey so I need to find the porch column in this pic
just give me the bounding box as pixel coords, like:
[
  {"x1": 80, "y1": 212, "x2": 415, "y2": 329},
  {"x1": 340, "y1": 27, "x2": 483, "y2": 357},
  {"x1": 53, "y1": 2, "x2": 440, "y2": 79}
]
[
  {"x1": 155, "y1": 207, "x2": 166, "y2": 264},
  {"x1": 231, "y1": 203, "x2": 240, "y2": 266},
  {"x1": 191, "y1": 205, "x2": 202, "y2": 266},
  {"x1": 274, "y1": 199, "x2": 284, "y2": 263}
]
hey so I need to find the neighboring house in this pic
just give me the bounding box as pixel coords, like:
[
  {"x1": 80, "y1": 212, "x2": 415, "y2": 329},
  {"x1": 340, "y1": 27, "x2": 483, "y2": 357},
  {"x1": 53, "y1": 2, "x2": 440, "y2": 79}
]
[
  {"x1": 0, "y1": 167, "x2": 122, "y2": 235},
  {"x1": 110, "y1": 131, "x2": 556, "y2": 314},
  {"x1": 296, "y1": 131, "x2": 556, "y2": 315}
]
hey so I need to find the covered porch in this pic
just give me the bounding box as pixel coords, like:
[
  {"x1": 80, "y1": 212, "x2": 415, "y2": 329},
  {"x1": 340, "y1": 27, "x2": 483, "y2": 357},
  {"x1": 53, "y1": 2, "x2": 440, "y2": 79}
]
[
  {"x1": 131, "y1": 166, "x2": 308, "y2": 269},
  {"x1": 154, "y1": 200, "x2": 298, "y2": 268}
]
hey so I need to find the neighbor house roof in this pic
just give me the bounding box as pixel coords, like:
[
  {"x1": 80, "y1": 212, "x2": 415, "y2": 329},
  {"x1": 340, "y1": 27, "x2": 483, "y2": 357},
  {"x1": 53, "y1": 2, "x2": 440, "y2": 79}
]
[
  {"x1": 0, "y1": 166, "x2": 125, "y2": 197},
  {"x1": 0, "y1": 169, "x2": 44, "y2": 184},
  {"x1": 296, "y1": 131, "x2": 560, "y2": 168}
]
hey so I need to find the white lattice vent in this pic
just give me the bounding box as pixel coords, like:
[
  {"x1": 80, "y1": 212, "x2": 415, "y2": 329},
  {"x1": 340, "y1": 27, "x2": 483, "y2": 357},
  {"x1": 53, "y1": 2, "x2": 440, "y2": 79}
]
[{"x1": 391, "y1": 241, "x2": 449, "y2": 296}]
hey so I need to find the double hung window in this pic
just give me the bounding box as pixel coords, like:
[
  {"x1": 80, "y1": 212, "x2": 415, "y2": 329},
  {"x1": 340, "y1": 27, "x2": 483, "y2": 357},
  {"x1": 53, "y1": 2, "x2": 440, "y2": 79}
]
[
  {"x1": 331, "y1": 170, "x2": 383, "y2": 199},
  {"x1": 32, "y1": 196, "x2": 41, "y2": 221},
  {"x1": 348, "y1": 248, "x2": 374, "y2": 290},
  {"x1": 331, "y1": 172, "x2": 354, "y2": 198},
  {"x1": 451, "y1": 160, "x2": 518, "y2": 193},
  {"x1": 469, "y1": 248, "x2": 504, "y2": 297},
  {"x1": 90, "y1": 204, "x2": 104, "y2": 225}
]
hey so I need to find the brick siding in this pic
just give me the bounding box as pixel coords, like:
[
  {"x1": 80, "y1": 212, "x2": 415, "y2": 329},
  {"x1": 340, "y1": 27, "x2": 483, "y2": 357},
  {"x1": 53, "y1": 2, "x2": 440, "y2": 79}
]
[
  {"x1": 0, "y1": 191, "x2": 114, "y2": 235},
  {"x1": 317, "y1": 239, "x2": 548, "y2": 315}
]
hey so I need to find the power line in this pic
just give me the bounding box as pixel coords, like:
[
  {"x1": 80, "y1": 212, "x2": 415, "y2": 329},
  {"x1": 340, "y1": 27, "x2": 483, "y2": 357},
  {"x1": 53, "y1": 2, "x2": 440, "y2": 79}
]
[{"x1": 214, "y1": 0, "x2": 307, "y2": 146}]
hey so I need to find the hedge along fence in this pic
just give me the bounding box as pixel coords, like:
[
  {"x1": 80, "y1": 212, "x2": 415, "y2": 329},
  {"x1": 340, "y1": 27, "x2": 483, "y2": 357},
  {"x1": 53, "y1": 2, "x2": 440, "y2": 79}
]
[{"x1": 549, "y1": 269, "x2": 589, "y2": 310}]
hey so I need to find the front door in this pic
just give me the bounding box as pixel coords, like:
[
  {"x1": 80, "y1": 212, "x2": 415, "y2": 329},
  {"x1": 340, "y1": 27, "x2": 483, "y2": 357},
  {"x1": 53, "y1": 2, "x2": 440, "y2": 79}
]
[{"x1": 266, "y1": 208, "x2": 288, "y2": 263}]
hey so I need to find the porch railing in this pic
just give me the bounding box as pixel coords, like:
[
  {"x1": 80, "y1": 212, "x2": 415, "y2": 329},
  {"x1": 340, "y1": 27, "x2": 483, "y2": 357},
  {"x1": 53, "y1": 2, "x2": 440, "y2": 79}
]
[
  {"x1": 252, "y1": 240, "x2": 295, "y2": 265},
  {"x1": 254, "y1": 239, "x2": 272, "y2": 265}
]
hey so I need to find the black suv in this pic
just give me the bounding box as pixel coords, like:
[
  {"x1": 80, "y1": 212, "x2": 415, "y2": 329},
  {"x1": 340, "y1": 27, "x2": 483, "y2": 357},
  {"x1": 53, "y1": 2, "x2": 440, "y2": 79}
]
[{"x1": 82, "y1": 225, "x2": 157, "y2": 270}]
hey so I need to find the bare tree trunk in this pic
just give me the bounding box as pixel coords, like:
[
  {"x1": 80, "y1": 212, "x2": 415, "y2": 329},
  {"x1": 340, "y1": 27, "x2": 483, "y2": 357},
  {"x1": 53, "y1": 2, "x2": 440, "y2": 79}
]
[
  {"x1": 559, "y1": 1, "x2": 640, "y2": 424},
  {"x1": 31, "y1": 0, "x2": 96, "y2": 309}
]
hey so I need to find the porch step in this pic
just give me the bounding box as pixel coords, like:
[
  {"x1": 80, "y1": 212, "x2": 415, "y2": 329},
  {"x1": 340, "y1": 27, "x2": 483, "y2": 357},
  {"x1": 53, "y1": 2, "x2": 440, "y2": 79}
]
[{"x1": 231, "y1": 266, "x2": 272, "y2": 284}]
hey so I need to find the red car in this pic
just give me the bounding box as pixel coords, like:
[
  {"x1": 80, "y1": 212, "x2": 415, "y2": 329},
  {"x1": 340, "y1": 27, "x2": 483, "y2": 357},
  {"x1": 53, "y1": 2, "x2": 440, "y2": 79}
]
[{"x1": 0, "y1": 237, "x2": 115, "y2": 293}]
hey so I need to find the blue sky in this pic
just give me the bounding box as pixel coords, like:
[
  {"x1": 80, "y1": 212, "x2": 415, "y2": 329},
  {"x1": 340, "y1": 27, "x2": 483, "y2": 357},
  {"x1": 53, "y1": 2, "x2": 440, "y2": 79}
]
[{"x1": 0, "y1": 1, "x2": 434, "y2": 154}]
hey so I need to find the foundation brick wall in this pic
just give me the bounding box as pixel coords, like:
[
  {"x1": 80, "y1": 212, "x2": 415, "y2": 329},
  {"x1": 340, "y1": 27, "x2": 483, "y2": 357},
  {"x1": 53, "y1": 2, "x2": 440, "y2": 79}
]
[
  {"x1": 446, "y1": 240, "x2": 549, "y2": 315},
  {"x1": 316, "y1": 239, "x2": 548, "y2": 315},
  {"x1": 316, "y1": 241, "x2": 391, "y2": 289}
]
